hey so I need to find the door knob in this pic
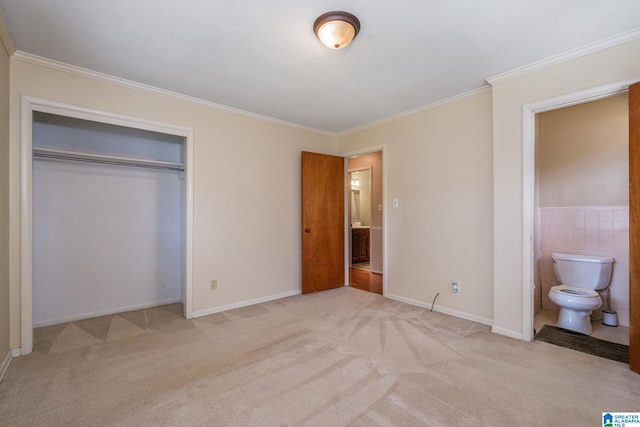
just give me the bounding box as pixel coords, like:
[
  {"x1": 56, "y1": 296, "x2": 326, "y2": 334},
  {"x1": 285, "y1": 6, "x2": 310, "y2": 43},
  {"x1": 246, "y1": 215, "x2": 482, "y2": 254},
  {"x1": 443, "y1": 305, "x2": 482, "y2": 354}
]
[{"x1": 304, "y1": 228, "x2": 311, "y2": 233}]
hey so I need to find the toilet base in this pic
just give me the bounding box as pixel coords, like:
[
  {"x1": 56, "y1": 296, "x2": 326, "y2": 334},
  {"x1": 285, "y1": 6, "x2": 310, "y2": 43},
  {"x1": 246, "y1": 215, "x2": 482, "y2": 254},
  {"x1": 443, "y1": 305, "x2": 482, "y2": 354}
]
[{"x1": 557, "y1": 308, "x2": 593, "y2": 335}]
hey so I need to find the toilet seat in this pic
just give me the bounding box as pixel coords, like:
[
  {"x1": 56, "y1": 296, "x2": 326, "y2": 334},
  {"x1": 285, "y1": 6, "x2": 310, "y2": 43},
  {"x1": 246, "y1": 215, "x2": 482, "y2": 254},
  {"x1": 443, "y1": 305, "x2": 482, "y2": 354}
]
[{"x1": 550, "y1": 284, "x2": 599, "y2": 298}]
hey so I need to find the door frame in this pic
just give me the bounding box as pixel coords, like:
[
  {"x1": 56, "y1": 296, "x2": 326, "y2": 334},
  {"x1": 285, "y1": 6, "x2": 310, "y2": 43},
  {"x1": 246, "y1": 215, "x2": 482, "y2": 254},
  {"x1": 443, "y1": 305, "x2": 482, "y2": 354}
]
[
  {"x1": 19, "y1": 96, "x2": 194, "y2": 354},
  {"x1": 522, "y1": 78, "x2": 638, "y2": 342},
  {"x1": 341, "y1": 145, "x2": 386, "y2": 295}
]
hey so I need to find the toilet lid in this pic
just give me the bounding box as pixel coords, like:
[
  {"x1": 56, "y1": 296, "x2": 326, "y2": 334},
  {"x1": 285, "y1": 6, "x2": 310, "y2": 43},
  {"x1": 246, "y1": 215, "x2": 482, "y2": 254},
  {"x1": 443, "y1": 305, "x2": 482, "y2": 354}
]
[{"x1": 550, "y1": 284, "x2": 599, "y2": 298}]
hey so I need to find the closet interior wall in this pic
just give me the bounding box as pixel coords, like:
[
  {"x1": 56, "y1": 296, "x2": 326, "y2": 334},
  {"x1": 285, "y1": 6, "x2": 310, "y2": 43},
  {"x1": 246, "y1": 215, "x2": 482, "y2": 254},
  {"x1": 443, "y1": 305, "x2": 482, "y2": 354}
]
[{"x1": 32, "y1": 112, "x2": 185, "y2": 326}]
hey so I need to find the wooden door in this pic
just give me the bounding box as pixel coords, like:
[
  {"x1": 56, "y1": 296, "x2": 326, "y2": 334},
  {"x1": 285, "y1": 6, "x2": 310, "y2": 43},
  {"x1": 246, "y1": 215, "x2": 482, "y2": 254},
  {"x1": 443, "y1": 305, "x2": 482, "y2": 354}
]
[
  {"x1": 301, "y1": 152, "x2": 345, "y2": 293},
  {"x1": 630, "y1": 81, "x2": 640, "y2": 374}
]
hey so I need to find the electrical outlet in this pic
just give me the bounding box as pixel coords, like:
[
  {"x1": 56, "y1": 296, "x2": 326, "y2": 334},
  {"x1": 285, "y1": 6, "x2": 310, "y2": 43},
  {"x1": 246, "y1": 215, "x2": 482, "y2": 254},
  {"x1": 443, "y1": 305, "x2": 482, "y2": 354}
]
[
  {"x1": 210, "y1": 279, "x2": 218, "y2": 290},
  {"x1": 452, "y1": 281, "x2": 460, "y2": 293}
]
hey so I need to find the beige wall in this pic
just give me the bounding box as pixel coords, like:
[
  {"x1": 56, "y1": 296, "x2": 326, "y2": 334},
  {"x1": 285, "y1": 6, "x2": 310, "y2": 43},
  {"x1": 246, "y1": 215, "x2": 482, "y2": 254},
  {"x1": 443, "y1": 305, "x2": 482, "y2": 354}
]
[
  {"x1": 0, "y1": 32, "x2": 11, "y2": 360},
  {"x1": 8, "y1": 58, "x2": 336, "y2": 348},
  {"x1": 537, "y1": 93, "x2": 629, "y2": 207},
  {"x1": 338, "y1": 89, "x2": 494, "y2": 324},
  {"x1": 492, "y1": 38, "x2": 640, "y2": 337}
]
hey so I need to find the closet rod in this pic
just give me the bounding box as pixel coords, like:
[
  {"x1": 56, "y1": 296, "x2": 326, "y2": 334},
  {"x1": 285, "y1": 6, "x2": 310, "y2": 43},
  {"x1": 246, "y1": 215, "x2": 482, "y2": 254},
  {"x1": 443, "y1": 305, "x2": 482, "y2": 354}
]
[{"x1": 32, "y1": 148, "x2": 184, "y2": 172}]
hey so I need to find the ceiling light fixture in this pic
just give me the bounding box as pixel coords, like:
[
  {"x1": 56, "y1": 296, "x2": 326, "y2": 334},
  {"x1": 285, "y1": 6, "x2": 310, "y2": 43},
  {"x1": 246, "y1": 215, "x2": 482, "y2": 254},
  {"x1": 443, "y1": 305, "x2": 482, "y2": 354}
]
[{"x1": 313, "y1": 11, "x2": 360, "y2": 49}]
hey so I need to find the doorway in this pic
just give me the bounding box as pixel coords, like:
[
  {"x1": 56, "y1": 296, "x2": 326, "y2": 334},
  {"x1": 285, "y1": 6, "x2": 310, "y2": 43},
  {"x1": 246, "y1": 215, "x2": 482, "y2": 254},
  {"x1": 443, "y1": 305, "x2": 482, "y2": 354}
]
[
  {"x1": 522, "y1": 78, "x2": 637, "y2": 344},
  {"x1": 346, "y1": 150, "x2": 383, "y2": 295},
  {"x1": 532, "y1": 94, "x2": 629, "y2": 346},
  {"x1": 20, "y1": 97, "x2": 194, "y2": 354}
]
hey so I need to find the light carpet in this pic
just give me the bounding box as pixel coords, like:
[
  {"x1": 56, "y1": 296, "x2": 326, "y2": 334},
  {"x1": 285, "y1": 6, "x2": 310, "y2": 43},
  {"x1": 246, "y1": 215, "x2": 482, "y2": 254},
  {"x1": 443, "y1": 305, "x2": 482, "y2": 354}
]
[{"x1": 1, "y1": 287, "x2": 639, "y2": 426}]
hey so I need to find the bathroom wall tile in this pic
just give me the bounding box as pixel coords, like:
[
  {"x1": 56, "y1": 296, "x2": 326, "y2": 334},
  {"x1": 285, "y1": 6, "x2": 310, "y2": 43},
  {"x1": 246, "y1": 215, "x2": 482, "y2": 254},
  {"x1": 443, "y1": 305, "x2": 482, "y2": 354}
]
[
  {"x1": 611, "y1": 293, "x2": 629, "y2": 309},
  {"x1": 598, "y1": 209, "x2": 614, "y2": 222},
  {"x1": 586, "y1": 220, "x2": 599, "y2": 231},
  {"x1": 547, "y1": 240, "x2": 558, "y2": 253},
  {"x1": 610, "y1": 269, "x2": 629, "y2": 297},
  {"x1": 558, "y1": 208, "x2": 572, "y2": 229},
  {"x1": 613, "y1": 208, "x2": 628, "y2": 222},
  {"x1": 571, "y1": 231, "x2": 586, "y2": 250},
  {"x1": 599, "y1": 231, "x2": 613, "y2": 242},
  {"x1": 597, "y1": 239, "x2": 614, "y2": 254},
  {"x1": 541, "y1": 209, "x2": 559, "y2": 230},
  {"x1": 558, "y1": 231, "x2": 572, "y2": 250},
  {"x1": 545, "y1": 228, "x2": 559, "y2": 241},
  {"x1": 614, "y1": 232, "x2": 629, "y2": 254},
  {"x1": 540, "y1": 239, "x2": 552, "y2": 253},
  {"x1": 584, "y1": 232, "x2": 599, "y2": 251},
  {"x1": 540, "y1": 209, "x2": 549, "y2": 229},
  {"x1": 573, "y1": 219, "x2": 585, "y2": 232},
  {"x1": 586, "y1": 209, "x2": 599, "y2": 222},
  {"x1": 535, "y1": 205, "x2": 630, "y2": 318},
  {"x1": 610, "y1": 295, "x2": 629, "y2": 326},
  {"x1": 599, "y1": 220, "x2": 614, "y2": 232},
  {"x1": 611, "y1": 286, "x2": 629, "y2": 301},
  {"x1": 572, "y1": 208, "x2": 586, "y2": 221}
]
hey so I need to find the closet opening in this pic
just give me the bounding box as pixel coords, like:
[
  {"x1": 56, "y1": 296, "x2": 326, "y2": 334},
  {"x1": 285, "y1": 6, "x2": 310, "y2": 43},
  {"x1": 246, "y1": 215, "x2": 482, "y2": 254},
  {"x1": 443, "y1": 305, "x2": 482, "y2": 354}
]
[{"x1": 20, "y1": 98, "x2": 194, "y2": 354}]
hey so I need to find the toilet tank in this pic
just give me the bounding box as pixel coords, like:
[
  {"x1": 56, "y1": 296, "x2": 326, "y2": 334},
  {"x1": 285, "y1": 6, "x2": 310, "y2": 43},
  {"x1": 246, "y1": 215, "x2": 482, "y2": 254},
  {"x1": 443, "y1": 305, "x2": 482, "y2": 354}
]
[{"x1": 551, "y1": 253, "x2": 613, "y2": 290}]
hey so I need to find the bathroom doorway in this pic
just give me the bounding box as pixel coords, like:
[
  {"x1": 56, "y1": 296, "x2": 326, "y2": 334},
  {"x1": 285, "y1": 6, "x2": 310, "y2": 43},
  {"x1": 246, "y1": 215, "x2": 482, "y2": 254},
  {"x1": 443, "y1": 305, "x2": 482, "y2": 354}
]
[
  {"x1": 532, "y1": 93, "x2": 629, "y2": 346},
  {"x1": 347, "y1": 151, "x2": 383, "y2": 294}
]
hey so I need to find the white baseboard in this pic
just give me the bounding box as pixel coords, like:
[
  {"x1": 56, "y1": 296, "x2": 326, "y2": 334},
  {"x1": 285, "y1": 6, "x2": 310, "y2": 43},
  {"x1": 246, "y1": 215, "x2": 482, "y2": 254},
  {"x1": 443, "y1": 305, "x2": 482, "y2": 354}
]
[
  {"x1": 192, "y1": 289, "x2": 301, "y2": 318},
  {"x1": 1, "y1": 349, "x2": 13, "y2": 383},
  {"x1": 384, "y1": 293, "x2": 493, "y2": 327},
  {"x1": 33, "y1": 298, "x2": 183, "y2": 327},
  {"x1": 491, "y1": 325, "x2": 523, "y2": 340}
]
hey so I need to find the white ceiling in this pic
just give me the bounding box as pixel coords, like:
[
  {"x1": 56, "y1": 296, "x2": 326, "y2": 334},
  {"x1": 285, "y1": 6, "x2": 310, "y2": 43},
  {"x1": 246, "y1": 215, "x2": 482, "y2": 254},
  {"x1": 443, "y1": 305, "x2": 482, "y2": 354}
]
[{"x1": 1, "y1": 1, "x2": 640, "y2": 134}]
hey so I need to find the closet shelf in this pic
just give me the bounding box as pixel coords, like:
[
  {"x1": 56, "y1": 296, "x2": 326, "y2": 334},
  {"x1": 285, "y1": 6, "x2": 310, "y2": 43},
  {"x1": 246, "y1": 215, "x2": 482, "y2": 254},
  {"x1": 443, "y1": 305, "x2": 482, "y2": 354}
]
[{"x1": 32, "y1": 148, "x2": 184, "y2": 172}]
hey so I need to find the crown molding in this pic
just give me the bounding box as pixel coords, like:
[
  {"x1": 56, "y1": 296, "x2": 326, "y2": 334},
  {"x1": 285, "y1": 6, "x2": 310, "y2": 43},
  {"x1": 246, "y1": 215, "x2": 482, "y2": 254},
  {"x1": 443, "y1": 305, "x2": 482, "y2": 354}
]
[
  {"x1": 486, "y1": 27, "x2": 640, "y2": 85},
  {"x1": 0, "y1": 9, "x2": 16, "y2": 56},
  {"x1": 340, "y1": 85, "x2": 491, "y2": 136},
  {"x1": 12, "y1": 51, "x2": 336, "y2": 137}
]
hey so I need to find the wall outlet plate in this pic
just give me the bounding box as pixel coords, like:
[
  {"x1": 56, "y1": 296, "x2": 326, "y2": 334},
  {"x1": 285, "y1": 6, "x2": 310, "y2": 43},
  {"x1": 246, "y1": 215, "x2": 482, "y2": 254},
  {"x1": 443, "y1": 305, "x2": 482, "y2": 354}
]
[
  {"x1": 452, "y1": 281, "x2": 460, "y2": 293},
  {"x1": 210, "y1": 279, "x2": 218, "y2": 290}
]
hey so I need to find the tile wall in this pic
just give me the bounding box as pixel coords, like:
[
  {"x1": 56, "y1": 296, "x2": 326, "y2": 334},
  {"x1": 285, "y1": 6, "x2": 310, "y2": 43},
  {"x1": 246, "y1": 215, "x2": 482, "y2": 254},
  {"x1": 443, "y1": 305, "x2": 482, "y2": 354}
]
[{"x1": 534, "y1": 206, "x2": 629, "y2": 326}]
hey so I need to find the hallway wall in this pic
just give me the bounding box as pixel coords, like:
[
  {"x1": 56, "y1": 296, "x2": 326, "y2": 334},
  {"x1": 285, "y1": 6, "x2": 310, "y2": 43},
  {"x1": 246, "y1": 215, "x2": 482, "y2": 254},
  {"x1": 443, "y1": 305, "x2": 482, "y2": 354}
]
[{"x1": 339, "y1": 89, "x2": 494, "y2": 324}]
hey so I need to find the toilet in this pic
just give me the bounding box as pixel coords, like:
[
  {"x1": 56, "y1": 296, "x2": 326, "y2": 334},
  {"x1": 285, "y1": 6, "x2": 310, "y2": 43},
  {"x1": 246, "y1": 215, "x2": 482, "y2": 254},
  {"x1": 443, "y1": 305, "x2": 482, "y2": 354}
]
[{"x1": 548, "y1": 252, "x2": 613, "y2": 335}]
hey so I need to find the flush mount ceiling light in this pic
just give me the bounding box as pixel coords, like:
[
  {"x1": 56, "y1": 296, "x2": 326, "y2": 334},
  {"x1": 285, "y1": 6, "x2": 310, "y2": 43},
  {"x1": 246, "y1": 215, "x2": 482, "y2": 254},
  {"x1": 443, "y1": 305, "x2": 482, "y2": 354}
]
[{"x1": 313, "y1": 11, "x2": 360, "y2": 49}]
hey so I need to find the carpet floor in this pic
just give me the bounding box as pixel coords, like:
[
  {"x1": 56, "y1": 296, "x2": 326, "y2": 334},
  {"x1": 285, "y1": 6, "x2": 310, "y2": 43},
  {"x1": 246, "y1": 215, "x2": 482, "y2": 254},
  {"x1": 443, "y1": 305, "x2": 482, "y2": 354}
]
[{"x1": 1, "y1": 287, "x2": 639, "y2": 426}]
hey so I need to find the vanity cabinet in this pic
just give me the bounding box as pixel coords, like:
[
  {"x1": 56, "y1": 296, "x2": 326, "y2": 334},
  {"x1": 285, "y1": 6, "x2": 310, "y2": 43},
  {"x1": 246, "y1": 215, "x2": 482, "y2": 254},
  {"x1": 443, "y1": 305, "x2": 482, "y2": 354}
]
[{"x1": 351, "y1": 228, "x2": 370, "y2": 263}]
